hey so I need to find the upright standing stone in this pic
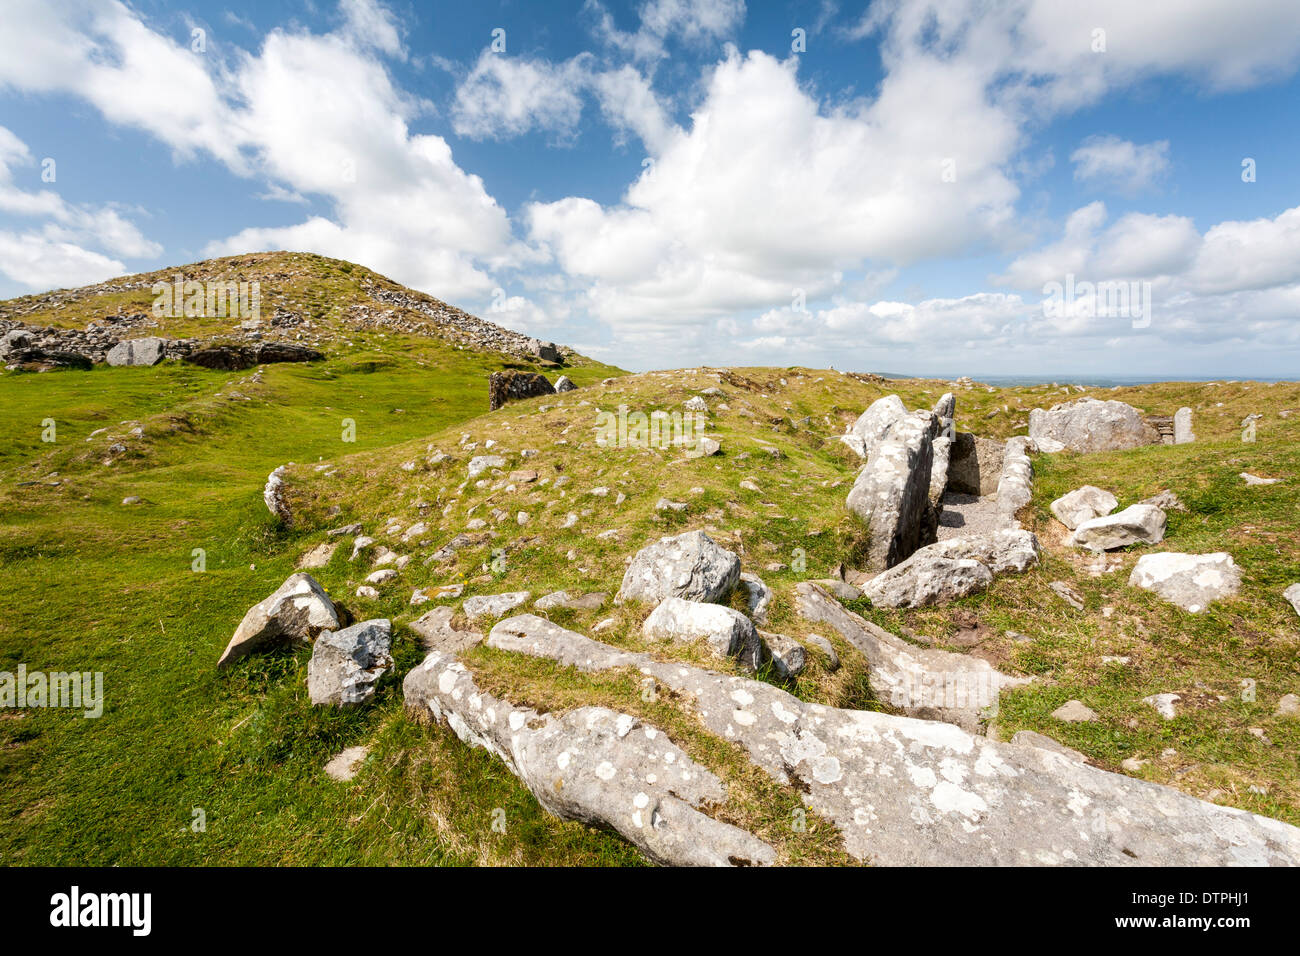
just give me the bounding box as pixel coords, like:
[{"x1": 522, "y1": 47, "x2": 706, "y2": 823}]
[
  {"x1": 846, "y1": 410, "x2": 936, "y2": 570},
  {"x1": 1174, "y1": 407, "x2": 1195, "y2": 444}
]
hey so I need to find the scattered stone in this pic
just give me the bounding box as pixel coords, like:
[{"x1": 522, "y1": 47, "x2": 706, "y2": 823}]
[
  {"x1": 484, "y1": 616, "x2": 1300, "y2": 865},
  {"x1": 1029, "y1": 397, "x2": 1157, "y2": 453},
  {"x1": 655, "y1": 498, "x2": 687, "y2": 512},
  {"x1": 616, "y1": 530, "x2": 741, "y2": 605},
  {"x1": 1129, "y1": 552, "x2": 1242, "y2": 613},
  {"x1": 804, "y1": 634, "x2": 839, "y2": 669},
  {"x1": 1051, "y1": 700, "x2": 1097, "y2": 722},
  {"x1": 307, "y1": 619, "x2": 393, "y2": 707},
  {"x1": 463, "y1": 591, "x2": 532, "y2": 622},
  {"x1": 534, "y1": 590, "x2": 608, "y2": 612},
  {"x1": 263, "y1": 465, "x2": 292, "y2": 526},
  {"x1": 467, "y1": 455, "x2": 507, "y2": 478},
  {"x1": 738, "y1": 572, "x2": 771, "y2": 624},
  {"x1": 408, "y1": 606, "x2": 483, "y2": 655},
  {"x1": 1143, "y1": 693, "x2": 1181, "y2": 720},
  {"x1": 1049, "y1": 581, "x2": 1086, "y2": 610},
  {"x1": 642, "y1": 597, "x2": 766, "y2": 668},
  {"x1": 1276, "y1": 694, "x2": 1300, "y2": 718},
  {"x1": 759, "y1": 631, "x2": 807, "y2": 680},
  {"x1": 324, "y1": 745, "x2": 369, "y2": 782},
  {"x1": 554, "y1": 375, "x2": 576, "y2": 392},
  {"x1": 1070, "y1": 504, "x2": 1167, "y2": 552},
  {"x1": 685, "y1": 436, "x2": 720, "y2": 458},
  {"x1": 297, "y1": 542, "x2": 337, "y2": 569},
  {"x1": 1241, "y1": 472, "x2": 1281, "y2": 486},
  {"x1": 355, "y1": 585, "x2": 379, "y2": 600},
  {"x1": 1285, "y1": 584, "x2": 1300, "y2": 617},
  {"x1": 365, "y1": 568, "x2": 397, "y2": 585},
  {"x1": 217, "y1": 572, "x2": 339, "y2": 668},
  {"x1": 1050, "y1": 485, "x2": 1118, "y2": 530},
  {"x1": 404, "y1": 649, "x2": 776, "y2": 867},
  {"x1": 1140, "y1": 489, "x2": 1186, "y2": 512},
  {"x1": 859, "y1": 529, "x2": 1040, "y2": 608},
  {"x1": 683, "y1": 395, "x2": 708, "y2": 412},
  {"x1": 121, "y1": 496, "x2": 140, "y2": 506}
]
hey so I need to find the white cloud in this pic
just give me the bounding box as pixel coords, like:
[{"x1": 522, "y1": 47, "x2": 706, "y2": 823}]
[
  {"x1": 1071, "y1": 135, "x2": 1171, "y2": 192},
  {"x1": 452, "y1": 51, "x2": 590, "y2": 142},
  {"x1": 587, "y1": 0, "x2": 745, "y2": 64}
]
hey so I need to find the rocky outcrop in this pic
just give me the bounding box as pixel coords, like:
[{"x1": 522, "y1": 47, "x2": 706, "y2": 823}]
[
  {"x1": 488, "y1": 370, "x2": 555, "y2": 411},
  {"x1": 217, "y1": 572, "x2": 340, "y2": 667},
  {"x1": 1070, "y1": 504, "x2": 1166, "y2": 551},
  {"x1": 307, "y1": 619, "x2": 393, "y2": 707},
  {"x1": 1029, "y1": 398, "x2": 1158, "y2": 453},
  {"x1": 185, "y1": 343, "x2": 322, "y2": 370},
  {"x1": 859, "y1": 529, "x2": 1040, "y2": 608},
  {"x1": 642, "y1": 597, "x2": 766, "y2": 669},
  {"x1": 616, "y1": 530, "x2": 741, "y2": 605},
  {"x1": 1050, "y1": 485, "x2": 1118, "y2": 530},
  {"x1": 5, "y1": 348, "x2": 92, "y2": 371},
  {"x1": 846, "y1": 410, "x2": 937, "y2": 570},
  {"x1": 105, "y1": 336, "x2": 166, "y2": 367},
  {"x1": 403, "y1": 648, "x2": 776, "y2": 867},
  {"x1": 947, "y1": 433, "x2": 1004, "y2": 497},
  {"x1": 484, "y1": 614, "x2": 1300, "y2": 865},
  {"x1": 1129, "y1": 552, "x2": 1242, "y2": 612}
]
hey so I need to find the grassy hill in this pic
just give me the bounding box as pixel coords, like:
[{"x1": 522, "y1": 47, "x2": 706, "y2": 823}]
[{"x1": 1, "y1": 256, "x2": 1297, "y2": 865}]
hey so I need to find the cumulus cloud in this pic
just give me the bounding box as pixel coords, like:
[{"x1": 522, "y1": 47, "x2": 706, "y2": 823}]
[
  {"x1": 452, "y1": 51, "x2": 591, "y2": 142},
  {"x1": 1071, "y1": 135, "x2": 1171, "y2": 192}
]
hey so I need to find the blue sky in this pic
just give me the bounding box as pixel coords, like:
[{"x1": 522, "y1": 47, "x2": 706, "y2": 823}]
[{"x1": 1, "y1": 0, "x2": 1299, "y2": 377}]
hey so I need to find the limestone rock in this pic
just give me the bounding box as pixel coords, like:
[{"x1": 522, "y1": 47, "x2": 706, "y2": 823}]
[
  {"x1": 1050, "y1": 485, "x2": 1118, "y2": 530},
  {"x1": 217, "y1": 572, "x2": 340, "y2": 668},
  {"x1": 995, "y1": 437, "x2": 1033, "y2": 516},
  {"x1": 616, "y1": 529, "x2": 741, "y2": 605},
  {"x1": 1029, "y1": 397, "x2": 1157, "y2": 453},
  {"x1": 324, "y1": 745, "x2": 370, "y2": 782},
  {"x1": 846, "y1": 410, "x2": 936, "y2": 570},
  {"x1": 485, "y1": 615, "x2": 1300, "y2": 865},
  {"x1": 1143, "y1": 693, "x2": 1181, "y2": 720},
  {"x1": 860, "y1": 529, "x2": 1040, "y2": 608},
  {"x1": 846, "y1": 394, "x2": 908, "y2": 459},
  {"x1": 642, "y1": 597, "x2": 766, "y2": 668},
  {"x1": 759, "y1": 631, "x2": 807, "y2": 680},
  {"x1": 554, "y1": 375, "x2": 576, "y2": 392},
  {"x1": 307, "y1": 619, "x2": 393, "y2": 707},
  {"x1": 1011, "y1": 731, "x2": 1086, "y2": 763},
  {"x1": 408, "y1": 606, "x2": 483, "y2": 655},
  {"x1": 1129, "y1": 552, "x2": 1242, "y2": 613},
  {"x1": 1051, "y1": 699, "x2": 1097, "y2": 722},
  {"x1": 1070, "y1": 504, "x2": 1166, "y2": 551},
  {"x1": 263, "y1": 465, "x2": 292, "y2": 525},
  {"x1": 105, "y1": 336, "x2": 166, "y2": 367},
  {"x1": 404, "y1": 648, "x2": 776, "y2": 867},
  {"x1": 738, "y1": 572, "x2": 772, "y2": 624},
  {"x1": 1285, "y1": 583, "x2": 1300, "y2": 617},
  {"x1": 463, "y1": 591, "x2": 531, "y2": 622},
  {"x1": 467, "y1": 455, "x2": 507, "y2": 478},
  {"x1": 946, "y1": 433, "x2": 1004, "y2": 496},
  {"x1": 1174, "y1": 407, "x2": 1195, "y2": 444},
  {"x1": 488, "y1": 370, "x2": 554, "y2": 411},
  {"x1": 296, "y1": 542, "x2": 337, "y2": 569}
]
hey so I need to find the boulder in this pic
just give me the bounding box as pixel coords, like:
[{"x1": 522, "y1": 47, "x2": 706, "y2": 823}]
[
  {"x1": 404, "y1": 646, "x2": 776, "y2": 867},
  {"x1": 1028, "y1": 397, "x2": 1157, "y2": 453},
  {"x1": 1070, "y1": 504, "x2": 1166, "y2": 551},
  {"x1": 1051, "y1": 700, "x2": 1098, "y2": 722},
  {"x1": 1285, "y1": 583, "x2": 1300, "y2": 617},
  {"x1": 845, "y1": 394, "x2": 908, "y2": 459},
  {"x1": 738, "y1": 572, "x2": 771, "y2": 624},
  {"x1": 859, "y1": 529, "x2": 1040, "y2": 608},
  {"x1": 105, "y1": 336, "x2": 166, "y2": 367},
  {"x1": 408, "y1": 606, "x2": 483, "y2": 655},
  {"x1": 1174, "y1": 407, "x2": 1195, "y2": 444},
  {"x1": 759, "y1": 631, "x2": 807, "y2": 680},
  {"x1": 641, "y1": 597, "x2": 766, "y2": 668},
  {"x1": 616, "y1": 529, "x2": 741, "y2": 605},
  {"x1": 1129, "y1": 552, "x2": 1242, "y2": 613},
  {"x1": 488, "y1": 370, "x2": 555, "y2": 411},
  {"x1": 463, "y1": 591, "x2": 531, "y2": 622},
  {"x1": 307, "y1": 619, "x2": 393, "y2": 707},
  {"x1": 554, "y1": 374, "x2": 576, "y2": 392},
  {"x1": 484, "y1": 615, "x2": 1300, "y2": 865},
  {"x1": 534, "y1": 590, "x2": 607, "y2": 612},
  {"x1": 946, "y1": 433, "x2": 1005, "y2": 496},
  {"x1": 846, "y1": 410, "x2": 937, "y2": 571},
  {"x1": 527, "y1": 339, "x2": 562, "y2": 363},
  {"x1": 263, "y1": 465, "x2": 292, "y2": 525},
  {"x1": 217, "y1": 572, "x2": 340, "y2": 667},
  {"x1": 1050, "y1": 485, "x2": 1118, "y2": 530}
]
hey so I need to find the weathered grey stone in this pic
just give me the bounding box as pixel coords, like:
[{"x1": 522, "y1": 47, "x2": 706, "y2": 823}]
[
  {"x1": 263, "y1": 465, "x2": 292, "y2": 525},
  {"x1": 534, "y1": 590, "x2": 607, "y2": 612},
  {"x1": 929, "y1": 435, "x2": 952, "y2": 505},
  {"x1": 296, "y1": 541, "x2": 337, "y2": 569},
  {"x1": 1174, "y1": 407, "x2": 1195, "y2": 444},
  {"x1": 847, "y1": 394, "x2": 908, "y2": 459},
  {"x1": 1285, "y1": 583, "x2": 1300, "y2": 617},
  {"x1": 1051, "y1": 699, "x2": 1098, "y2": 722},
  {"x1": 1129, "y1": 552, "x2": 1242, "y2": 613},
  {"x1": 1277, "y1": 694, "x2": 1300, "y2": 717},
  {"x1": 642, "y1": 597, "x2": 765, "y2": 668},
  {"x1": 403, "y1": 648, "x2": 776, "y2": 867},
  {"x1": 859, "y1": 529, "x2": 1040, "y2": 608},
  {"x1": 488, "y1": 370, "x2": 554, "y2": 411},
  {"x1": 307, "y1": 619, "x2": 393, "y2": 707},
  {"x1": 1143, "y1": 693, "x2": 1181, "y2": 720},
  {"x1": 995, "y1": 437, "x2": 1033, "y2": 516},
  {"x1": 797, "y1": 583, "x2": 1029, "y2": 732},
  {"x1": 932, "y1": 392, "x2": 956, "y2": 422},
  {"x1": 467, "y1": 454, "x2": 507, "y2": 478},
  {"x1": 946, "y1": 433, "x2": 1005, "y2": 496},
  {"x1": 804, "y1": 634, "x2": 840, "y2": 669},
  {"x1": 463, "y1": 591, "x2": 531, "y2": 622},
  {"x1": 485, "y1": 615, "x2": 1300, "y2": 865},
  {"x1": 1049, "y1": 581, "x2": 1085, "y2": 610},
  {"x1": 324, "y1": 745, "x2": 369, "y2": 781},
  {"x1": 408, "y1": 605, "x2": 483, "y2": 655},
  {"x1": 1070, "y1": 504, "x2": 1167, "y2": 552},
  {"x1": 105, "y1": 336, "x2": 166, "y2": 367},
  {"x1": 1141, "y1": 490, "x2": 1186, "y2": 512},
  {"x1": 554, "y1": 375, "x2": 576, "y2": 392},
  {"x1": 759, "y1": 631, "x2": 807, "y2": 680},
  {"x1": 1029, "y1": 397, "x2": 1157, "y2": 453},
  {"x1": 846, "y1": 410, "x2": 936, "y2": 570},
  {"x1": 217, "y1": 572, "x2": 340, "y2": 668},
  {"x1": 1011, "y1": 731, "x2": 1086, "y2": 763},
  {"x1": 616, "y1": 530, "x2": 741, "y2": 605},
  {"x1": 1051, "y1": 485, "x2": 1119, "y2": 531},
  {"x1": 738, "y1": 572, "x2": 771, "y2": 624}
]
